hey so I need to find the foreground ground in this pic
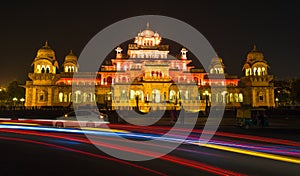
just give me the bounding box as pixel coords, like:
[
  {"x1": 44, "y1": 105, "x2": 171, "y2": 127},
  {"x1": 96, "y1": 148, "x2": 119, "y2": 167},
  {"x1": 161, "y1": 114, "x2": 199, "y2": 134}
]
[{"x1": 0, "y1": 119, "x2": 299, "y2": 176}]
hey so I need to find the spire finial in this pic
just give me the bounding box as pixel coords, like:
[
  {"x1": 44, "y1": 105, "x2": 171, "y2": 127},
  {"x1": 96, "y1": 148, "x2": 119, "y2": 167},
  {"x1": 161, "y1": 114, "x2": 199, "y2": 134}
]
[
  {"x1": 146, "y1": 22, "x2": 150, "y2": 28},
  {"x1": 70, "y1": 50, "x2": 73, "y2": 55},
  {"x1": 45, "y1": 40, "x2": 48, "y2": 47},
  {"x1": 253, "y1": 44, "x2": 257, "y2": 51}
]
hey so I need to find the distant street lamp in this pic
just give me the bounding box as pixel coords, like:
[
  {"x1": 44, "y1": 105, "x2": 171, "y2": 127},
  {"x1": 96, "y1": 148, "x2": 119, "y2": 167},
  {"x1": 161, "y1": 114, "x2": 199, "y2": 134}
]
[
  {"x1": 12, "y1": 97, "x2": 18, "y2": 109},
  {"x1": 275, "y1": 98, "x2": 279, "y2": 107},
  {"x1": 20, "y1": 98, "x2": 25, "y2": 108}
]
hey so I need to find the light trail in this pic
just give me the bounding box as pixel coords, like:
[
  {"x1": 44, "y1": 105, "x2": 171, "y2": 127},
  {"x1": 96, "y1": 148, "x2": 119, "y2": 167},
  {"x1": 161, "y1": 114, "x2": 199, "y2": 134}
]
[
  {"x1": 1, "y1": 124, "x2": 300, "y2": 166},
  {"x1": 0, "y1": 128, "x2": 245, "y2": 176},
  {"x1": 109, "y1": 124, "x2": 300, "y2": 147},
  {"x1": 194, "y1": 142, "x2": 300, "y2": 165},
  {"x1": 0, "y1": 136, "x2": 167, "y2": 176}
]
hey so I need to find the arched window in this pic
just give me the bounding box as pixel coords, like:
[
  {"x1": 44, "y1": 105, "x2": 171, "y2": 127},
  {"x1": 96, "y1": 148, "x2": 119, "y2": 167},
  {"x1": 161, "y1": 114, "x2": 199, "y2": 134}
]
[
  {"x1": 234, "y1": 93, "x2": 239, "y2": 102},
  {"x1": 36, "y1": 65, "x2": 41, "y2": 73},
  {"x1": 41, "y1": 66, "x2": 45, "y2": 73},
  {"x1": 137, "y1": 91, "x2": 144, "y2": 100},
  {"x1": 39, "y1": 91, "x2": 47, "y2": 102},
  {"x1": 107, "y1": 76, "x2": 112, "y2": 85},
  {"x1": 197, "y1": 91, "x2": 201, "y2": 100},
  {"x1": 185, "y1": 90, "x2": 190, "y2": 100},
  {"x1": 219, "y1": 68, "x2": 224, "y2": 74},
  {"x1": 64, "y1": 93, "x2": 68, "y2": 102},
  {"x1": 46, "y1": 66, "x2": 50, "y2": 73},
  {"x1": 258, "y1": 92, "x2": 264, "y2": 102},
  {"x1": 221, "y1": 91, "x2": 227, "y2": 103},
  {"x1": 68, "y1": 93, "x2": 72, "y2": 102},
  {"x1": 257, "y1": 67, "x2": 261, "y2": 76},
  {"x1": 262, "y1": 67, "x2": 266, "y2": 75},
  {"x1": 194, "y1": 77, "x2": 198, "y2": 84},
  {"x1": 120, "y1": 90, "x2": 127, "y2": 100},
  {"x1": 253, "y1": 67, "x2": 257, "y2": 76},
  {"x1": 75, "y1": 90, "x2": 81, "y2": 103},
  {"x1": 92, "y1": 94, "x2": 96, "y2": 102},
  {"x1": 59, "y1": 92, "x2": 63, "y2": 102},
  {"x1": 213, "y1": 93, "x2": 219, "y2": 102},
  {"x1": 83, "y1": 93, "x2": 87, "y2": 102},
  {"x1": 156, "y1": 71, "x2": 159, "y2": 77},
  {"x1": 130, "y1": 90, "x2": 135, "y2": 100},
  {"x1": 65, "y1": 66, "x2": 68, "y2": 72},
  {"x1": 169, "y1": 90, "x2": 176, "y2": 102},
  {"x1": 86, "y1": 93, "x2": 91, "y2": 102},
  {"x1": 179, "y1": 90, "x2": 183, "y2": 100},
  {"x1": 122, "y1": 77, "x2": 127, "y2": 83},
  {"x1": 238, "y1": 93, "x2": 243, "y2": 102},
  {"x1": 229, "y1": 93, "x2": 234, "y2": 102},
  {"x1": 217, "y1": 93, "x2": 223, "y2": 102}
]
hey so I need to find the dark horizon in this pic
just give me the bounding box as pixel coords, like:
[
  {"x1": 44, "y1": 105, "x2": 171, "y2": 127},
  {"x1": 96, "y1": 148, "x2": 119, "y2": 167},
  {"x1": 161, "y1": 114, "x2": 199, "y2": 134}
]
[{"x1": 0, "y1": 0, "x2": 299, "y2": 86}]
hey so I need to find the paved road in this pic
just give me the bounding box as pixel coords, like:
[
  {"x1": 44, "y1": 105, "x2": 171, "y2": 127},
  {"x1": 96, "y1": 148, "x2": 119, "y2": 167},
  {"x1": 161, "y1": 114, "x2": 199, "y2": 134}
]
[{"x1": 0, "y1": 123, "x2": 299, "y2": 176}]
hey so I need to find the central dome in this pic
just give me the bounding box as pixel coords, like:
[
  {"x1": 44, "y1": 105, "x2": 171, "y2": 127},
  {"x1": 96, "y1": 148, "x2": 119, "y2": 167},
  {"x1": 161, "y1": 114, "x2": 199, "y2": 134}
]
[
  {"x1": 140, "y1": 22, "x2": 155, "y2": 37},
  {"x1": 141, "y1": 29, "x2": 155, "y2": 37}
]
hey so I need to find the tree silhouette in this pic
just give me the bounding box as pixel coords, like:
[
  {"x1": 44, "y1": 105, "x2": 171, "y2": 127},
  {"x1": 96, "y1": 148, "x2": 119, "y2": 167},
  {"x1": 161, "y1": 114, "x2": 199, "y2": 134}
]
[{"x1": 7, "y1": 80, "x2": 25, "y2": 100}]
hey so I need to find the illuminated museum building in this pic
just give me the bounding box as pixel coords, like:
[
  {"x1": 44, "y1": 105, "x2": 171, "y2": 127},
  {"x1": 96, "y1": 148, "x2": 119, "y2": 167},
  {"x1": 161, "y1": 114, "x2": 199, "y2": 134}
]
[{"x1": 25, "y1": 25, "x2": 275, "y2": 111}]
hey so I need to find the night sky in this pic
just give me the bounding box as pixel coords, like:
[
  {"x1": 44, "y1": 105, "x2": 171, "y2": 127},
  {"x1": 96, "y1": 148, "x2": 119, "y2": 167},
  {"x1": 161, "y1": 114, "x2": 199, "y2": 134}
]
[{"x1": 0, "y1": 0, "x2": 299, "y2": 86}]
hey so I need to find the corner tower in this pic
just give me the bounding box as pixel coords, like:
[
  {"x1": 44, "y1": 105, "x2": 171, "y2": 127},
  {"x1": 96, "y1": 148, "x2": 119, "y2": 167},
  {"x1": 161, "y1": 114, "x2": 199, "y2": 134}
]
[
  {"x1": 63, "y1": 50, "x2": 78, "y2": 73},
  {"x1": 209, "y1": 55, "x2": 225, "y2": 75},
  {"x1": 240, "y1": 45, "x2": 275, "y2": 107},
  {"x1": 25, "y1": 41, "x2": 60, "y2": 107}
]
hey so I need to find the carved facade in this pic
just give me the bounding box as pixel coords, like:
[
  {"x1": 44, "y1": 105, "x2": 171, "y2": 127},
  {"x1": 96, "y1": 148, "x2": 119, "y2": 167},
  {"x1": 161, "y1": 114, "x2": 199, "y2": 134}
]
[{"x1": 25, "y1": 25, "x2": 275, "y2": 111}]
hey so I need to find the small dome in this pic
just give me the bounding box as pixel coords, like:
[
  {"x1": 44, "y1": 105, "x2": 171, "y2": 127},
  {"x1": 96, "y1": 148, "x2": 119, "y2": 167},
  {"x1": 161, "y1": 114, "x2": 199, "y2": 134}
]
[
  {"x1": 210, "y1": 55, "x2": 225, "y2": 68},
  {"x1": 246, "y1": 45, "x2": 264, "y2": 62},
  {"x1": 36, "y1": 41, "x2": 55, "y2": 60},
  {"x1": 115, "y1": 46, "x2": 122, "y2": 51},
  {"x1": 181, "y1": 48, "x2": 187, "y2": 52},
  {"x1": 65, "y1": 50, "x2": 77, "y2": 62}
]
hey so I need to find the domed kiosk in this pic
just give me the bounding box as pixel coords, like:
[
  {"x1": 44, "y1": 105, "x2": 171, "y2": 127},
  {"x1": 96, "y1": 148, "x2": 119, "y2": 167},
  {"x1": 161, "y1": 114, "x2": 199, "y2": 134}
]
[
  {"x1": 63, "y1": 50, "x2": 78, "y2": 73},
  {"x1": 240, "y1": 44, "x2": 275, "y2": 107}
]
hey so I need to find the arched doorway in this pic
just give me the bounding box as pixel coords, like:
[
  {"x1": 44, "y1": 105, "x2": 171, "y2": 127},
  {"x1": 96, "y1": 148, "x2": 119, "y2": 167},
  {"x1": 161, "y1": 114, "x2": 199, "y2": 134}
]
[
  {"x1": 152, "y1": 89, "x2": 160, "y2": 103},
  {"x1": 107, "y1": 76, "x2": 112, "y2": 85}
]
